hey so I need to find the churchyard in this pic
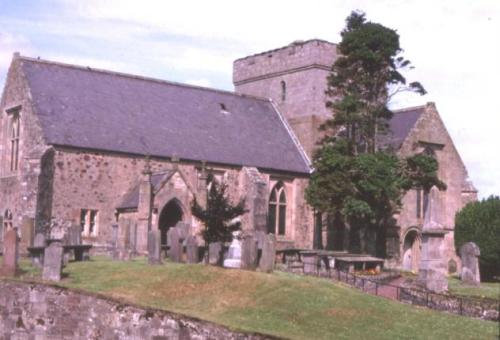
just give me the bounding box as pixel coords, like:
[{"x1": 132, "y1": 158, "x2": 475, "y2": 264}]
[{"x1": 0, "y1": 255, "x2": 498, "y2": 339}]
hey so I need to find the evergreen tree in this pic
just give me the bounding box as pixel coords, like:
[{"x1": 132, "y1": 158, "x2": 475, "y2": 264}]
[
  {"x1": 306, "y1": 11, "x2": 444, "y2": 256},
  {"x1": 192, "y1": 174, "x2": 247, "y2": 264}
]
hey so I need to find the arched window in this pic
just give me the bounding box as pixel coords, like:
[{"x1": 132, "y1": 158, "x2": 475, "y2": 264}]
[
  {"x1": 268, "y1": 182, "x2": 286, "y2": 235},
  {"x1": 3, "y1": 209, "x2": 13, "y2": 230},
  {"x1": 10, "y1": 111, "x2": 20, "y2": 172},
  {"x1": 280, "y1": 80, "x2": 286, "y2": 102}
]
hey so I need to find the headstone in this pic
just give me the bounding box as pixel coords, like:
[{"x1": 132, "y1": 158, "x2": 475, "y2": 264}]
[
  {"x1": 2, "y1": 228, "x2": 19, "y2": 276},
  {"x1": 241, "y1": 233, "x2": 258, "y2": 270},
  {"x1": 167, "y1": 227, "x2": 182, "y2": 263},
  {"x1": 186, "y1": 235, "x2": 199, "y2": 264},
  {"x1": 255, "y1": 230, "x2": 266, "y2": 250},
  {"x1": 223, "y1": 232, "x2": 242, "y2": 268},
  {"x1": 459, "y1": 242, "x2": 481, "y2": 286},
  {"x1": 175, "y1": 221, "x2": 190, "y2": 240},
  {"x1": 42, "y1": 240, "x2": 63, "y2": 281},
  {"x1": 68, "y1": 224, "x2": 81, "y2": 245},
  {"x1": 20, "y1": 217, "x2": 35, "y2": 254},
  {"x1": 448, "y1": 259, "x2": 457, "y2": 274},
  {"x1": 111, "y1": 224, "x2": 120, "y2": 260},
  {"x1": 259, "y1": 233, "x2": 276, "y2": 273},
  {"x1": 209, "y1": 242, "x2": 222, "y2": 265},
  {"x1": 147, "y1": 230, "x2": 162, "y2": 265},
  {"x1": 417, "y1": 186, "x2": 448, "y2": 292},
  {"x1": 32, "y1": 233, "x2": 46, "y2": 268}
]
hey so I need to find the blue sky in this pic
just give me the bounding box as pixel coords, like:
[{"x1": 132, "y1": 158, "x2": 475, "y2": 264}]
[{"x1": 1, "y1": 0, "x2": 499, "y2": 198}]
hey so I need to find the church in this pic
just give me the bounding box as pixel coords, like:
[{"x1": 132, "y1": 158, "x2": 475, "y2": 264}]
[{"x1": 0, "y1": 39, "x2": 476, "y2": 271}]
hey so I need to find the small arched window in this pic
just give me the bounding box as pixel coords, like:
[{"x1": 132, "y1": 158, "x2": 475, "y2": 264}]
[
  {"x1": 10, "y1": 111, "x2": 20, "y2": 172},
  {"x1": 280, "y1": 80, "x2": 286, "y2": 102},
  {"x1": 268, "y1": 182, "x2": 286, "y2": 235}
]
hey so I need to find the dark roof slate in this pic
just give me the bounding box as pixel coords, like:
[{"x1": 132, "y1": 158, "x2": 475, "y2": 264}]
[
  {"x1": 20, "y1": 58, "x2": 310, "y2": 174},
  {"x1": 379, "y1": 106, "x2": 425, "y2": 150}
]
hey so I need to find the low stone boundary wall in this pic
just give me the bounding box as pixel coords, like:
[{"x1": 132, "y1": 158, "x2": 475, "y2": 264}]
[{"x1": 0, "y1": 280, "x2": 276, "y2": 340}]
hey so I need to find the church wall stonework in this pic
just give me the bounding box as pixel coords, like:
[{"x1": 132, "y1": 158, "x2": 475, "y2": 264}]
[
  {"x1": 397, "y1": 103, "x2": 474, "y2": 270},
  {"x1": 0, "y1": 55, "x2": 49, "y2": 248},
  {"x1": 48, "y1": 147, "x2": 312, "y2": 252}
]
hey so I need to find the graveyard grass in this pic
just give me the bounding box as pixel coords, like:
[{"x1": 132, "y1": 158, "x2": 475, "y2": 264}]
[
  {"x1": 448, "y1": 276, "x2": 499, "y2": 300},
  {"x1": 8, "y1": 256, "x2": 498, "y2": 340}
]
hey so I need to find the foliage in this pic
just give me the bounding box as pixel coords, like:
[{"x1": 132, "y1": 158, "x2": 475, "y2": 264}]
[
  {"x1": 455, "y1": 196, "x2": 500, "y2": 281},
  {"x1": 323, "y1": 11, "x2": 426, "y2": 154},
  {"x1": 191, "y1": 174, "x2": 247, "y2": 255},
  {"x1": 306, "y1": 11, "x2": 443, "y2": 256}
]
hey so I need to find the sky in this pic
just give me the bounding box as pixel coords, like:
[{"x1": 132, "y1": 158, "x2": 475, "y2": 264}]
[{"x1": 0, "y1": 0, "x2": 499, "y2": 199}]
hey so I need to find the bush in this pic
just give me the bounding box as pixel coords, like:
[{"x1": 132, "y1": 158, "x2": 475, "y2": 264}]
[{"x1": 455, "y1": 196, "x2": 500, "y2": 281}]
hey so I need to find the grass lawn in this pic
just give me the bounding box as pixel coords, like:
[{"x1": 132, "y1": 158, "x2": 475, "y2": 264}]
[
  {"x1": 5, "y1": 256, "x2": 498, "y2": 340},
  {"x1": 448, "y1": 276, "x2": 499, "y2": 300}
]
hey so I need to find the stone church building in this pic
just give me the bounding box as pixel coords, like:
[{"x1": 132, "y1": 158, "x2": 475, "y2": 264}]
[{"x1": 0, "y1": 39, "x2": 476, "y2": 271}]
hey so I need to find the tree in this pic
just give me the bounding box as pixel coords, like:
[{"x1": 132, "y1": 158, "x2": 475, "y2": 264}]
[
  {"x1": 324, "y1": 10, "x2": 426, "y2": 154},
  {"x1": 306, "y1": 11, "x2": 444, "y2": 256},
  {"x1": 455, "y1": 196, "x2": 500, "y2": 281},
  {"x1": 191, "y1": 174, "x2": 247, "y2": 265}
]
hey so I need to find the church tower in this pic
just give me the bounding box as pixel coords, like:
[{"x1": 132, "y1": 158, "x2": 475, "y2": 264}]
[{"x1": 233, "y1": 39, "x2": 338, "y2": 158}]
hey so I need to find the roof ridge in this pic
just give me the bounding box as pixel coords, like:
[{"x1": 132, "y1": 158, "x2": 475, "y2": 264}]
[
  {"x1": 18, "y1": 55, "x2": 271, "y2": 103},
  {"x1": 392, "y1": 104, "x2": 426, "y2": 113},
  {"x1": 234, "y1": 39, "x2": 337, "y2": 63}
]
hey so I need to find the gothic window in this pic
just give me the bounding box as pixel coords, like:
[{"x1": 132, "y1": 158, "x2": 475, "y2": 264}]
[
  {"x1": 416, "y1": 189, "x2": 429, "y2": 219},
  {"x1": 268, "y1": 182, "x2": 287, "y2": 235},
  {"x1": 280, "y1": 80, "x2": 286, "y2": 102},
  {"x1": 80, "y1": 209, "x2": 98, "y2": 236},
  {"x1": 3, "y1": 209, "x2": 13, "y2": 230},
  {"x1": 9, "y1": 111, "x2": 20, "y2": 172}
]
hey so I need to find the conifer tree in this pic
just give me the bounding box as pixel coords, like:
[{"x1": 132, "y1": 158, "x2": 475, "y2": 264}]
[{"x1": 192, "y1": 174, "x2": 247, "y2": 264}]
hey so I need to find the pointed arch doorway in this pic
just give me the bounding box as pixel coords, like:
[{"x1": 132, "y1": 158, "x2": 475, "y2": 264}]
[
  {"x1": 158, "y1": 199, "x2": 183, "y2": 246},
  {"x1": 402, "y1": 229, "x2": 421, "y2": 272}
]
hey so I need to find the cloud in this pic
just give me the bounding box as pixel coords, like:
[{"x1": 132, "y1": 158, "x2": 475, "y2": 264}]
[
  {"x1": 185, "y1": 78, "x2": 212, "y2": 88},
  {"x1": 0, "y1": 0, "x2": 499, "y2": 197}
]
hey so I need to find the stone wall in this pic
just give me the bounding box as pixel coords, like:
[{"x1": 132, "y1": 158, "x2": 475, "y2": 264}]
[
  {"x1": 0, "y1": 54, "x2": 50, "y2": 248},
  {"x1": 233, "y1": 40, "x2": 337, "y2": 158},
  {"x1": 397, "y1": 103, "x2": 475, "y2": 269},
  {"x1": 49, "y1": 147, "x2": 313, "y2": 252},
  {"x1": 0, "y1": 280, "x2": 274, "y2": 339}
]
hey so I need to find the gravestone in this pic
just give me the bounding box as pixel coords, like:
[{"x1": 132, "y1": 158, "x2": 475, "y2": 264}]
[
  {"x1": 259, "y1": 233, "x2": 276, "y2": 273},
  {"x1": 68, "y1": 224, "x2": 81, "y2": 245},
  {"x1": 32, "y1": 233, "x2": 46, "y2": 268},
  {"x1": 111, "y1": 224, "x2": 120, "y2": 260},
  {"x1": 147, "y1": 230, "x2": 162, "y2": 265},
  {"x1": 209, "y1": 242, "x2": 222, "y2": 265},
  {"x1": 186, "y1": 235, "x2": 199, "y2": 264},
  {"x1": 167, "y1": 227, "x2": 182, "y2": 263},
  {"x1": 42, "y1": 240, "x2": 63, "y2": 281},
  {"x1": 175, "y1": 222, "x2": 190, "y2": 240},
  {"x1": 20, "y1": 217, "x2": 35, "y2": 254},
  {"x1": 448, "y1": 259, "x2": 457, "y2": 274},
  {"x1": 223, "y1": 232, "x2": 242, "y2": 269},
  {"x1": 241, "y1": 233, "x2": 258, "y2": 270},
  {"x1": 417, "y1": 186, "x2": 448, "y2": 293},
  {"x1": 459, "y1": 242, "x2": 481, "y2": 286},
  {"x1": 2, "y1": 228, "x2": 19, "y2": 276}
]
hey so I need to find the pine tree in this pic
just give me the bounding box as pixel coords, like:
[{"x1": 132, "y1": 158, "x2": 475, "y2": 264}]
[{"x1": 191, "y1": 175, "x2": 247, "y2": 265}]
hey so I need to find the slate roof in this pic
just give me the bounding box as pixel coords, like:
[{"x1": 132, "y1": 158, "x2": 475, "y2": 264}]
[
  {"x1": 379, "y1": 106, "x2": 425, "y2": 150},
  {"x1": 20, "y1": 57, "x2": 310, "y2": 174}
]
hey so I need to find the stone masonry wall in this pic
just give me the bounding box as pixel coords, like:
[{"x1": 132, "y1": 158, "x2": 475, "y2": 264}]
[
  {"x1": 397, "y1": 103, "x2": 473, "y2": 268},
  {"x1": 0, "y1": 280, "x2": 274, "y2": 340},
  {"x1": 0, "y1": 55, "x2": 50, "y2": 246},
  {"x1": 50, "y1": 148, "x2": 313, "y2": 251},
  {"x1": 233, "y1": 40, "x2": 337, "y2": 158}
]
